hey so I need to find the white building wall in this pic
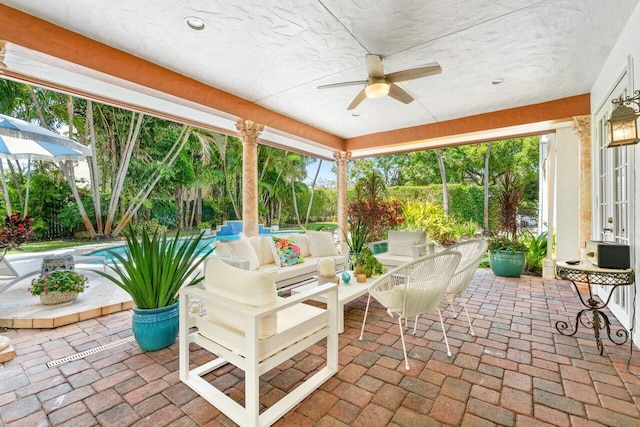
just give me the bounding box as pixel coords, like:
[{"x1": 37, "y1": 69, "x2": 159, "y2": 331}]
[
  {"x1": 554, "y1": 126, "x2": 580, "y2": 261},
  {"x1": 591, "y1": 2, "x2": 640, "y2": 342}
]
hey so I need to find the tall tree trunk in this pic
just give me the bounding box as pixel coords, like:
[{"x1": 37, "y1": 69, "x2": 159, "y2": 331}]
[
  {"x1": 66, "y1": 95, "x2": 74, "y2": 141},
  {"x1": 0, "y1": 161, "x2": 12, "y2": 215},
  {"x1": 189, "y1": 190, "x2": 197, "y2": 229},
  {"x1": 196, "y1": 186, "x2": 202, "y2": 225},
  {"x1": 104, "y1": 112, "x2": 144, "y2": 235},
  {"x1": 6, "y1": 161, "x2": 23, "y2": 208},
  {"x1": 483, "y1": 142, "x2": 492, "y2": 237},
  {"x1": 111, "y1": 126, "x2": 191, "y2": 236},
  {"x1": 175, "y1": 186, "x2": 184, "y2": 230},
  {"x1": 59, "y1": 161, "x2": 97, "y2": 237},
  {"x1": 291, "y1": 179, "x2": 302, "y2": 228},
  {"x1": 305, "y1": 159, "x2": 322, "y2": 227},
  {"x1": 436, "y1": 149, "x2": 449, "y2": 216},
  {"x1": 27, "y1": 87, "x2": 47, "y2": 127},
  {"x1": 86, "y1": 100, "x2": 104, "y2": 235}
]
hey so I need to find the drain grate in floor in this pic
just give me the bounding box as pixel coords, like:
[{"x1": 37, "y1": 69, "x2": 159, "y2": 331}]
[{"x1": 46, "y1": 336, "x2": 135, "y2": 368}]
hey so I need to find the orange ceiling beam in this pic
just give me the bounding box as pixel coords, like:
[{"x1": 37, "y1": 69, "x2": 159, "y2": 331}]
[
  {"x1": 346, "y1": 94, "x2": 590, "y2": 151},
  {"x1": 0, "y1": 5, "x2": 345, "y2": 151}
]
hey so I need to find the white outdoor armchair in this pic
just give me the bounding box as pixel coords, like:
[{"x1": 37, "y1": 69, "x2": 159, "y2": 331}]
[
  {"x1": 359, "y1": 251, "x2": 461, "y2": 370},
  {"x1": 442, "y1": 239, "x2": 488, "y2": 336},
  {"x1": 179, "y1": 259, "x2": 338, "y2": 427}
]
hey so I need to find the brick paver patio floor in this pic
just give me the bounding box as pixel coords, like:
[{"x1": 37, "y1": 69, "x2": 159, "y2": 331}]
[{"x1": 1, "y1": 268, "x2": 640, "y2": 426}]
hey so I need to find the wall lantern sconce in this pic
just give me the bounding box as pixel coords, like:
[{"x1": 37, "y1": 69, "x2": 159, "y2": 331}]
[{"x1": 606, "y1": 90, "x2": 640, "y2": 148}]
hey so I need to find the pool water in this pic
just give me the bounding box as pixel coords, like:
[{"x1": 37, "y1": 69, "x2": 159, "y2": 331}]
[{"x1": 87, "y1": 232, "x2": 298, "y2": 264}]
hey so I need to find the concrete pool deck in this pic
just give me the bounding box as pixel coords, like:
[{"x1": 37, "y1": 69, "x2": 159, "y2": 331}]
[{"x1": 0, "y1": 244, "x2": 133, "y2": 329}]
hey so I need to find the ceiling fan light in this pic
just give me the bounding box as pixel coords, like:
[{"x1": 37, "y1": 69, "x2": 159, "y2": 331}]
[{"x1": 365, "y1": 79, "x2": 390, "y2": 98}]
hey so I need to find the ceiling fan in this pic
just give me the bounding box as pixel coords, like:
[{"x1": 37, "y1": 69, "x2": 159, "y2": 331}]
[{"x1": 317, "y1": 54, "x2": 442, "y2": 110}]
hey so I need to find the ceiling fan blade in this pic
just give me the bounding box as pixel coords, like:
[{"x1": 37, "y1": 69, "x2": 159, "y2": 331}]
[
  {"x1": 386, "y1": 63, "x2": 442, "y2": 83},
  {"x1": 366, "y1": 54, "x2": 385, "y2": 78},
  {"x1": 388, "y1": 84, "x2": 414, "y2": 104},
  {"x1": 317, "y1": 80, "x2": 367, "y2": 89},
  {"x1": 347, "y1": 89, "x2": 367, "y2": 110}
]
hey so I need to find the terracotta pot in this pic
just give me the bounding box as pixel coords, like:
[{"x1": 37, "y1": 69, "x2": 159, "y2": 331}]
[{"x1": 356, "y1": 273, "x2": 367, "y2": 283}]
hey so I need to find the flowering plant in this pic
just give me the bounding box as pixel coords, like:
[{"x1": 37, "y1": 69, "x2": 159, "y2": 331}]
[
  {"x1": 28, "y1": 270, "x2": 88, "y2": 296},
  {"x1": 0, "y1": 213, "x2": 34, "y2": 256}
]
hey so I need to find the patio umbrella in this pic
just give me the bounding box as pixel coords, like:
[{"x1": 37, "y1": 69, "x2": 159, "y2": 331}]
[{"x1": 0, "y1": 113, "x2": 91, "y2": 216}]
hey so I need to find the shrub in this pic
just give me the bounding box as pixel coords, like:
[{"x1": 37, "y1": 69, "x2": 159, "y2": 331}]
[
  {"x1": 487, "y1": 235, "x2": 528, "y2": 252},
  {"x1": 133, "y1": 218, "x2": 167, "y2": 236},
  {"x1": 401, "y1": 201, "x2": 479, "y2": 245},
  {"x1": 0, "y1": 213, "x2": 34, "y2": 256},
  {"x1": 520, "y1": 231, "x2": 548, "y2": 274}
]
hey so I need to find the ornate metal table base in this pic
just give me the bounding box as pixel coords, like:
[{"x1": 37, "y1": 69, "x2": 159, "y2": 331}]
[{"x1": 556, "y1": 262, "x2": 634, "y2": 355}]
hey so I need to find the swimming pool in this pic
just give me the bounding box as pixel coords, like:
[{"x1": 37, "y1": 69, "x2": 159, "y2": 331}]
[{"x1": 87, "y1": 232, "x2": 298, "y2": 264}]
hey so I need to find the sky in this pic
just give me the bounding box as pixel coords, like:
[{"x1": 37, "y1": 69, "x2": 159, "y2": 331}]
[{"x1": 305, "y1": 158, "x2": 335, "y2": 186}]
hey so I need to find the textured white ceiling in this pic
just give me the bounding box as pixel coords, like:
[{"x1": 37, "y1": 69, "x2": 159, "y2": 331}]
[{"x1": 2, "y1": 0, "x2": 639, "y2": 141}]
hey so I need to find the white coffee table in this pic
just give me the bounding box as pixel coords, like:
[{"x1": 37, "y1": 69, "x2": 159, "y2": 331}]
[{"x1": 291, "y1": 273, "x2": 376, "y2": 333}]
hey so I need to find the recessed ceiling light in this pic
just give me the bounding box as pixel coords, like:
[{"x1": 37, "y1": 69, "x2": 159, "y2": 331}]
[
  {"x1": 491, "y1": 78, "x2": 506, "y2": 85},
  {"x1": 185, "y1": 16, "x2": 206, "y2": 31},
  {"x1": 352, "y1": 111, "x2": 361, "y2": 117}
]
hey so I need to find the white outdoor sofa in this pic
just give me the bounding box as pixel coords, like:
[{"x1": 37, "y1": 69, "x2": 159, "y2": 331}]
[{"x1": 209, "y1": 230, "x2": 348, "y2": 291}]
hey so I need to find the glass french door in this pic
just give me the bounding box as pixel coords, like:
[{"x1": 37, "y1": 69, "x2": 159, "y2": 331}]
[{"x1": 593, "y1": 75, "x2": 635, "y2": 329}]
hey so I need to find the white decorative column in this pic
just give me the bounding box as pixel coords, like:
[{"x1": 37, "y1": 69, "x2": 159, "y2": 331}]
[
  {"x1": 235, "y1": 119, "x2": 264, "y2": 238},
  {"x1": 334, "y1": 151, "x2": 350, "y2": 248},
  {"x1": 542, "y1": 133, "x2": 557, "y2": 279},
  {"x1": 572, "y1": 115, "x2": 592, "y2": 248}
]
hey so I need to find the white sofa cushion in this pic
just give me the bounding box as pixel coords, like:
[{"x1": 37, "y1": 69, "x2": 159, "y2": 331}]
[
  {"x1": 213, "y1": 241, "x2": 234, "y2": 258},
  {"x1": 249, "y1": 236, "x2": 277, "y2": 266},
  {"x1": 388, "y1": 230, "x2": 427, "y2": 257},
  {"x1": 286, "y1": 234, "x2": 311, "y2": 257},
  {"x1": 227, "y1": 235, "x2": 260, "y2": 270},
  {"x1": 306, "y1": 230, "x2": 338, "y2": 257},
  {"x1": 203, "y1": 259, "x2": 278, "y2": 339}
]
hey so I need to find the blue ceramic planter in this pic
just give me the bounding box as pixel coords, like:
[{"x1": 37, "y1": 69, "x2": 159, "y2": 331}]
[
  {"x1": 489, "y1": 250, "x2": 526, "y2": 278},
  {"x1": 132, "y1": 302, "x2": 179, "y2": 351}
]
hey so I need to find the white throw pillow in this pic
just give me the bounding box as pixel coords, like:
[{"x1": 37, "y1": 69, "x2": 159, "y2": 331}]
[
  {"x1": 286, "y1": 234, "x2": 311, "y2": 257},
  {"x1": 388, "y1": 231, "x2": 427, "y2": 257},
  {"x1": 249, "y1": 236, "x2": 277, "y2": 266},
  {"x1": 213, "y1": 241, "x2": 234, "y2": 258},
  {"x1": 306, "y1": 230, "x2": 338, "y2": 257},
  {"x1": 388, "y1": 240, "x2": 416, "y2": 257},
  {"x1": 227, "y1": 235, "x2": 260, "y2": 270},
  {"x1": 203, "y1": 259, "x2": 278, "y2": 339}
]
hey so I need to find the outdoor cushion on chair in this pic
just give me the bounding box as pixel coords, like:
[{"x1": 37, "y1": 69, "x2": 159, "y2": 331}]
[
  {"x1": 179, "y1": 258, "x2": 339, "y2": 427},
  {"x1": 369, "y1": 230, "x2": 435, "y2": 270}
]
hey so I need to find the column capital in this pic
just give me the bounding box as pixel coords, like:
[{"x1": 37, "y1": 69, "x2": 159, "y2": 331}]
[
  {"x1": 235, "y1": 119, "x2": 264, "y2": 143},
  {"x1": 572, "y1": 115, "x2": 591, "y2": 141},
  {"x1": 333, "y1": 151, "x2": 351, "y2": 166}
]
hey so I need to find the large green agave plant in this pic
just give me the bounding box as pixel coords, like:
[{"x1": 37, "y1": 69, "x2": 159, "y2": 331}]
[{"x1": 98, "y1": 225, "x2": 213, "y2": 309}]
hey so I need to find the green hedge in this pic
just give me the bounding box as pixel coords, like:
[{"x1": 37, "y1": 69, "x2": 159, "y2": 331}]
[{"x1": 388, "y1": 184, "x2": 500, "y2": 230}]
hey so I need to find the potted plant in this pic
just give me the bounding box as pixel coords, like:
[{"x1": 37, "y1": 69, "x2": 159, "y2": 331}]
[
  {"x1": 98, "y1": 225, "x2": 212, "y2": 351},
  {"x1": 488, "y1": 235, "x2": 528, "y2": 277},
  {"x1": 354, "y1": 263, "x2": 367, "y2": 283},
  {"x1": 354, "y1": 247, "x2": 385, "y2": 278},
  {"x1": 29, "y1": 270, "x2": 88, "y2": 305},
  {"x1": 489, "y1": 171, "x2": 528, "y2": 277},
  {"x1": 343, "y1": 211, "x2": 370, "y2": 259}
]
